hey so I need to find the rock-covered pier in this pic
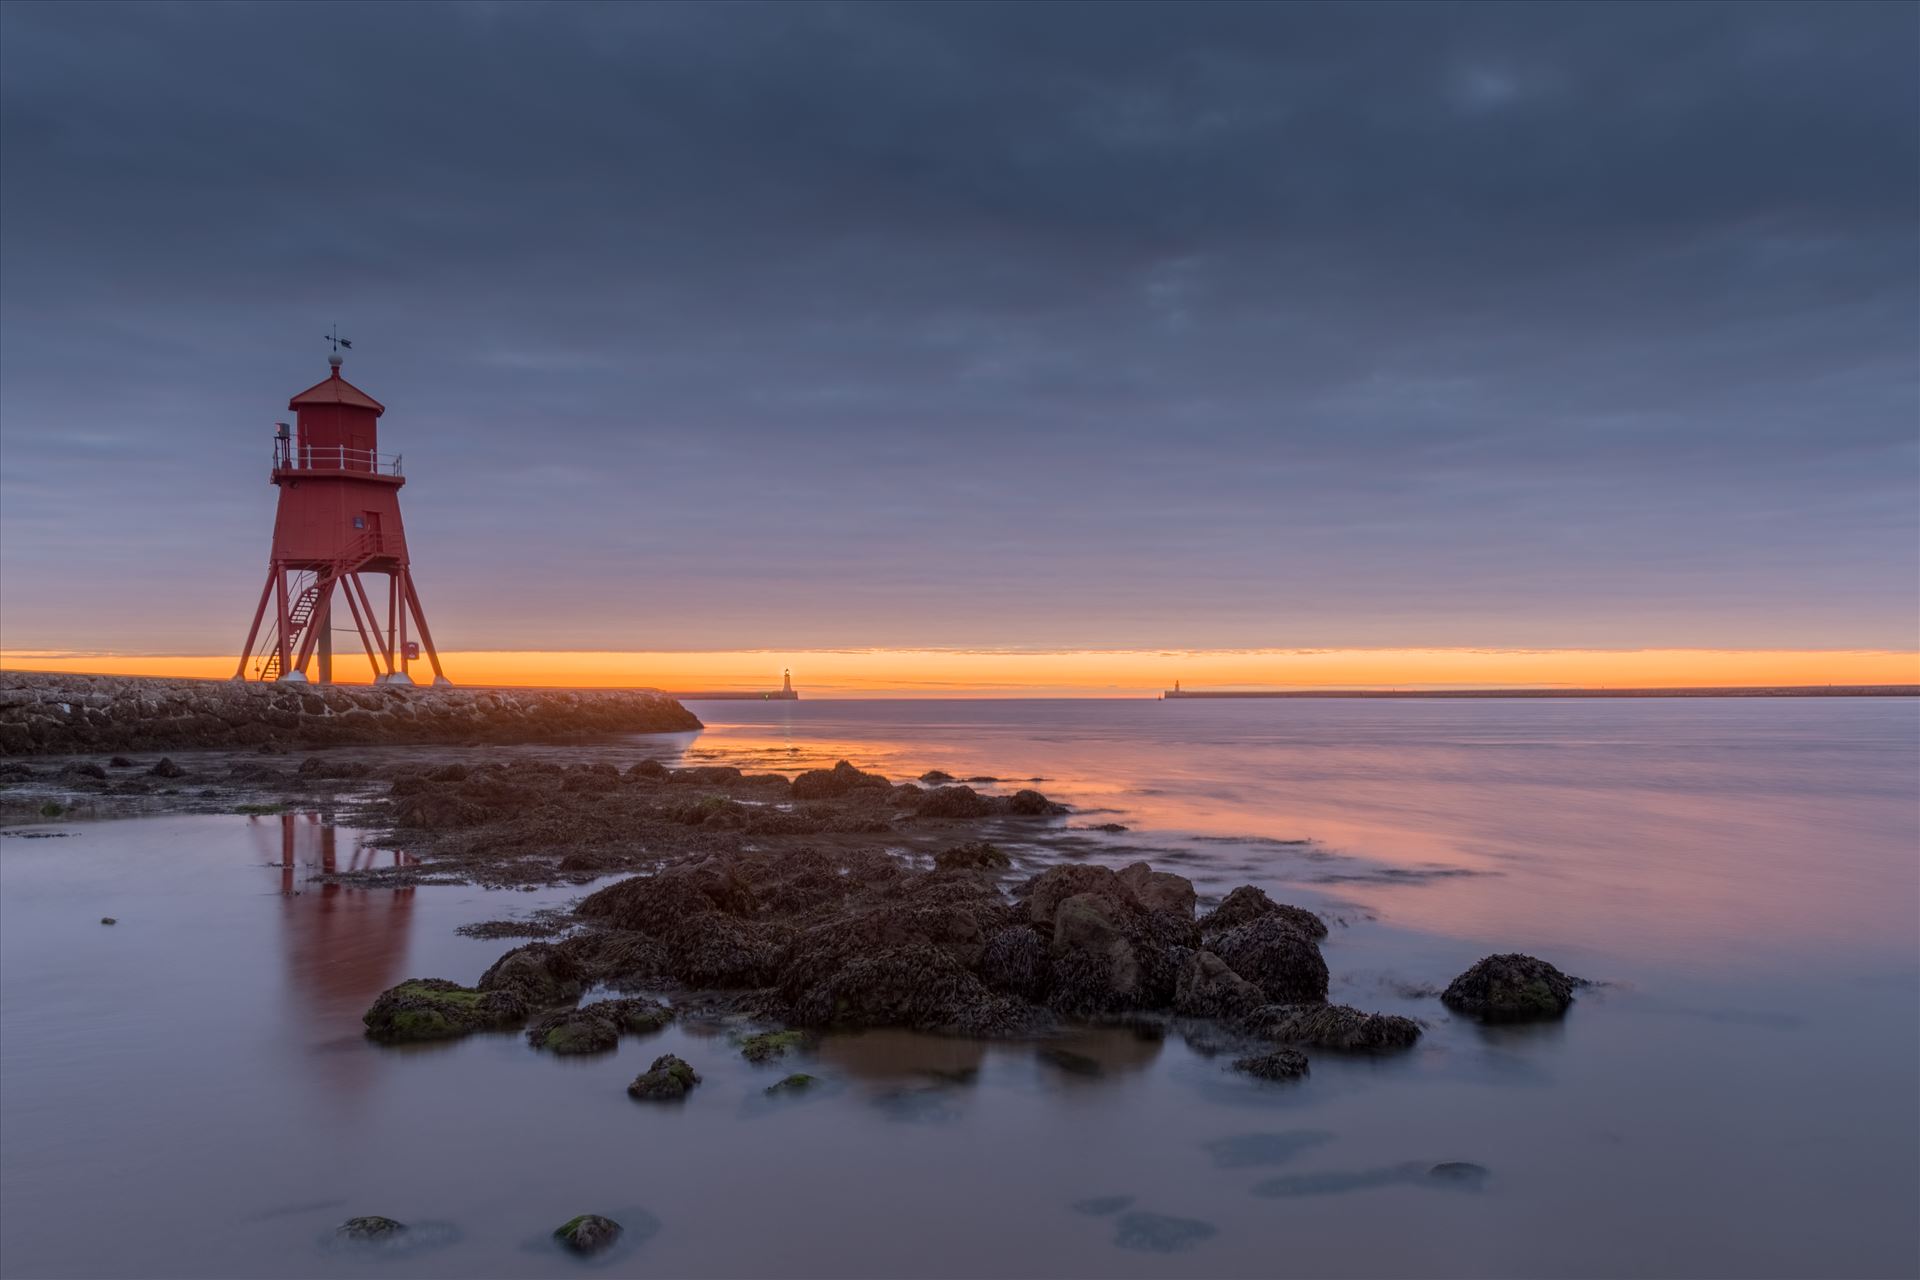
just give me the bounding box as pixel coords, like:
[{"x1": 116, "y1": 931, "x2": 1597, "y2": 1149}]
[{"x1": 0, "y1": 671, "x2": 700, "y2": 755}]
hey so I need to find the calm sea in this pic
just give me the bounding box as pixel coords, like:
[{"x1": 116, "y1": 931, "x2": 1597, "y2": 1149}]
[{"x1": 2, "y1": 697, "x2": 1915, "y2": 1278}]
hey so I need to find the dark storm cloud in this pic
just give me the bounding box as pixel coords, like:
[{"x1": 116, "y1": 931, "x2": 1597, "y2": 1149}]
[{"x1": 1, "y1": 0, "x2": 1914, "y2": 652}]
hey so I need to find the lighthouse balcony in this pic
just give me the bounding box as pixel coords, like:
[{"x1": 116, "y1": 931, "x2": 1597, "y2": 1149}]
[{"x1": 272, "y1": 438, "x2": 405, "y2": 479}]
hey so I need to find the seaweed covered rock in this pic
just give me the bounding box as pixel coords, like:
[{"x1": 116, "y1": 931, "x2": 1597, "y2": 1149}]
[
  {"x1": 1049, "y1": 900, "x2": 1194, "y2": 1016},
  {"x1": 557, "y1": 930, "x2": 673, "y2": 988},
  {"x1": 363, "y1": 978, "x2": 528, "y2": 1042},
  {"x1": 978, "y1": 925, "x2": 1051, "y2": 1001},
  {"x1": 1243, "y1": 1002, "x2": 1421, "y2": 1052},
  {"x1": 1005, "y1": 788, "x2": 1066, "y2": 816},
  {"x1": 553, "y1": 1214, "x2": 622, "y2": 1255},
  {"x1": 1198, "y1": 885, "x2": 1327, "y2": 940},
  {"x1": 790, "y1": 760, "x2": 889, "y2": 800},
  {"x1": 1013, "y1": 863, "x2": 1198, "y2": 1015},
  {"x1": 527, "y1": 1009, "x2": 619, "y2": 1055},
  {"x1": 627, "y1": 1054, "x2": 700, "y2": 1101},
  {"x1": 669, "y1": 764, "x2": 743, "y2": 786},
  {"x1": 576, "y1": 861, "x2": 757, "y2": 932},
  {"x1": 782, "y1": 894, "x2": 1001, "y2": 1001},
  {"x1": 336, "y1": 1216, "x2": 406, "y2": 1242},
  {"x1": 916, "y1": 785, "x2": 996, "y2": 819},
  {"x1": 787, "y1": 942, "x2": 1031, "y2": 1036},
  {"x1": 1022, "y1": 864, "x2": 1133, "y2": 928},
  {"x1": 597, "y1": 997, "x2": 674, "y2": 1034},
  {"x1": 1117, "y1": 861, "x2": 1197, "y2": 918},
  {"x1": 934, "y1": 840, "x2": 1011, "y2": 872},
  {"x1": 664, "y1": 915, "x2": 794, "y2": 987},
  {"x1": 1441, "y1": 953, "x2": 1578, "y2": 1023},
  {"x1": 1173, "y1": 949, "x2": 1265, "y2": 1019},
  {"x1": 1233, "y1": 1048, "x2": 1310, "y2": 1081},
  {"x1": 1208, "y1": 915, "x2": 1329, "y2": 1004},
  {"x1": 765, "y1": 1073, "x2": 818, "y2": 1095},
  {"x1": 1022, "y1": 861, "x2": 1197, "y2": 928},
  {"x1": 738, "y1": 1029, "x2": 811, "y2": 1063},
  {"x1": 526, "y1": 999, "x2": 671, "y2": 1055},
  {"x1": 477, "y1": 942, "x2": 587, "y2": 1007}
]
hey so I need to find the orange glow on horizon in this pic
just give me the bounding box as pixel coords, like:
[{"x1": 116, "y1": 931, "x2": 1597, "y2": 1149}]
[{"x1": 4, "y1": 647, "x2": 1916, "y2": 696}]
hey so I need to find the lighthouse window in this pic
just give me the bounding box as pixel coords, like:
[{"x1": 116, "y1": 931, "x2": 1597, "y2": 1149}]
[{"x1": 352, "y1": 516, "x2": 366, "y2": 529}]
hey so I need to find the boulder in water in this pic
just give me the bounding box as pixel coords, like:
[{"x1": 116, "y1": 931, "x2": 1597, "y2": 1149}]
[
  {"x1": 336, "y1": 1216, "x2": 406, "y2": 1242},
  {"x1": 738, "y1": 1029, "x2": 811, "y2": 1063},
  {"x1": 1233, "y1": 1048, "x2": 1310, "y2": 1081},
  {"x1": 1117, "y1": 861, "x2": 1197, "y2": 918},
  {"x1": 1208, "y1": 915, "x2": 1329, "y2": 1004},
  {"x1": 934, "y1": 840, "x2": 1010, "y2": 871},
  {"x1": 791, "y1": 759, "x2": 889, "y2": 799},
  {"x1": 1174, "y1": 950, "x2": 1264, "y2": 1019},
  {"x1": 553, "y1": 1214, "x2": 622, "y2": 1255},
  {"x1": 916, "y1": 785, "x2": 996, "y2": 819},
  {"x1": 362, "y1": 978, "x2": 528, "y2": 1043},
  {"x1": 1243, "y1": 1002, "x2": 1421, "y2": 1052},
  {"x1": 477, "y1": 942, "x2": 587, "y2": 1007},
  {"x1": 1440, "y1": 953, "x2": 1577, "y2": 1022},
  {"x1": 1199, "y1": 885, "x2": 1326, "y2": 939},
  {"x1": 765, "y1": 1073, "x2": 818, "y2": 1095},
  {"x1": 627, "y1": 1054, "x2": 700, "y2": 1101},
  {"x1": 1005, "y1": 788, "x2": 1066, "y2": 816}
]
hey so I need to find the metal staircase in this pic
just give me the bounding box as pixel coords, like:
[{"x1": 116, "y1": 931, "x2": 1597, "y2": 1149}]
[
  {"x1": 260, "y1": 582, "x2": 322, "y2": 680},
  {"x1": 254, "y1": 532, "x2": 389, "y2": 681}
]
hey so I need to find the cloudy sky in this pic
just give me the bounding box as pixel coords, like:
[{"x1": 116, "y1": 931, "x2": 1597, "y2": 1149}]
[{"x1": 2, "y1": 1, "x2": 1915, "y2": 664}]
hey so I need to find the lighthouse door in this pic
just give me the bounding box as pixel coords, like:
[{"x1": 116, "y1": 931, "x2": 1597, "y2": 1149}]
[{"x1": 360, "y1": 511, "x2": 382, "y2": 555}]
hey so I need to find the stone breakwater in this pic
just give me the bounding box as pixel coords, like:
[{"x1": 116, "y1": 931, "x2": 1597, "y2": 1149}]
[{"x1": 0, "y1": 671, "x2": 700, "y2": 756}]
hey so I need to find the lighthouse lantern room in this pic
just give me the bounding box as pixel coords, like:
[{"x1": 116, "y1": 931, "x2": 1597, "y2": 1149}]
[{"x1": 234, "y1": 349, "x2": 449, "y2": 685}]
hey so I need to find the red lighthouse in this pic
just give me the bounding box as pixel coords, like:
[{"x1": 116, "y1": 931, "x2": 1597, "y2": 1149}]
[{"x1": 233, "y1": 349, "x2": 448, "y2": 685}]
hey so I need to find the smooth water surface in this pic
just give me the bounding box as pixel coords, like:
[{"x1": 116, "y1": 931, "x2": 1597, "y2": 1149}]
[{"x1": 2, "y1": 698, "x2": 1916, "y2": 1278}]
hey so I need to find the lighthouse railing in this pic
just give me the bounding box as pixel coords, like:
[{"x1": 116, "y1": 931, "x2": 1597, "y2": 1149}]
[{"x1": 273, "y1": 437, "x2": 405, "y2": 476}]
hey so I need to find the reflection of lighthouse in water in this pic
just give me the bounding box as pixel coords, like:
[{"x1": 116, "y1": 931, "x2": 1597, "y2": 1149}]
[{"x1": 252, "y1": 813, "x2": 418, "y2": 1092}]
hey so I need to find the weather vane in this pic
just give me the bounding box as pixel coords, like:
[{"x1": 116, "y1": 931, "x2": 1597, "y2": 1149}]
[{"x1": 324, "y1": 323, "x2": 353, "y2": 354}]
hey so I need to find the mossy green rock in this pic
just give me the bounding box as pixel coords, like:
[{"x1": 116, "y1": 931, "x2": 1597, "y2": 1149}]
[
  {"x1": 526, "y1": 998, "x2": 672, "y2": 1055},
  {"x1": 765, "y1": 1073, "x2": 818, "y2": 1095},
  {"x1": 738, "y1": 1029, "x2": 810, "y2": 1063},
  {"x1": 627, "y1": 1053, "x2": 700, "y2": 1101},
  {"x1": 363, "y1": 978, "x2": 528, "y2": 1043},
  {"x1": 1440, "y1": 953, "x2": 1578, "y2": 1023},
  {"x1": 553, "y1": 1213, "x2": 622, "y2": 1255},
  {"x1": 531, "y1": 1013, "x2": 619, "y2": 1055}
]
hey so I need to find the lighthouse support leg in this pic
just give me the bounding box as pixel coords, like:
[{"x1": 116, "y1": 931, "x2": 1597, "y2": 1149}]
[
  {"x1": 396, "y1": 572, "x2": 410, "y2": 680},
  {"x1": 272, "y1": 564, "x2": 295, "y2": 681},
  {"x1": 403, "y1": 570, "x2": 451, "y2": 686},
  {"x1": 316, "y1": 583, "x2": 333, "y2": 686},
  {"x1": 234, "y1": 570, "x2": 275, "y2": 680},
  {"x1": 339, "y1": 576, "x2": 384, "y2": 679},
  {"x1": 347, "y1": 574, "x2": 392, "y2": 676}
]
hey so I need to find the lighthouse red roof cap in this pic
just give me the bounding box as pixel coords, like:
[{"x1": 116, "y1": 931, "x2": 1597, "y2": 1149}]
[{"x1": 288, "y1": 362, "x2": 385, "y2": 416}]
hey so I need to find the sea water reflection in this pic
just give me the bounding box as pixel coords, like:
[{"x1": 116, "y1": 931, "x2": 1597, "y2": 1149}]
[{"x1": 0, "y1": 698, "x2": 1915, "y2": 1279}]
